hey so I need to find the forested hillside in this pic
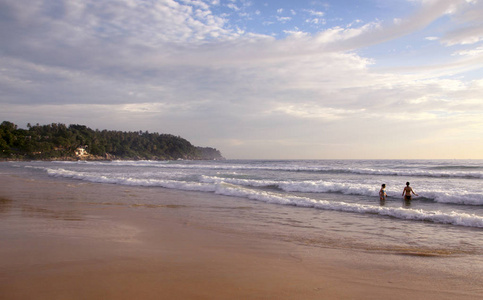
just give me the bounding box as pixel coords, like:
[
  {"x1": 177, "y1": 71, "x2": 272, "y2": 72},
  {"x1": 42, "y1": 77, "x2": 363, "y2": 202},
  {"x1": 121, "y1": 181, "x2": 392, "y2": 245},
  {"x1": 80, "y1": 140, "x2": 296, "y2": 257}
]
[{"x1": 0, "y1": 121, "x2": 224, "y2": 161}]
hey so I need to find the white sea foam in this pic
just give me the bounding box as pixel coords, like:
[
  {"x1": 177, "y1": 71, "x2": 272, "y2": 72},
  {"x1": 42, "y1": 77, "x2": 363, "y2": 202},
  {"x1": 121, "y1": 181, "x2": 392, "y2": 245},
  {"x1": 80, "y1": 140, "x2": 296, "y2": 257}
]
[
  {"x1": 54, "y1": 160, "x2": 483, "y2": 179},
  {"x1": 46, "y1": 168, "x2": 216, "y2": 192},
  {"x1": 45, "y1": 168, "x2": 483, "y2": 228},
  {"x1": 200, "y1": 176, "x2": 483, "y2": 206},
  {"x1": 45, "y1": 168, "x2": 483, "y2": 206},
  {"x1": 213, "y1": 184, "x2": 483, "y2": 228}
]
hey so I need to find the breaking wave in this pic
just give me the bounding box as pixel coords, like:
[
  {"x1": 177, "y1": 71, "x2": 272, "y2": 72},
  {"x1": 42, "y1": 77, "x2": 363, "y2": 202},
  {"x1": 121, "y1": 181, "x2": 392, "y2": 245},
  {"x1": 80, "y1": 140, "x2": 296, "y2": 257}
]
[{"x1": 45, "y1": 168, "x2": 483, "y2": 228}]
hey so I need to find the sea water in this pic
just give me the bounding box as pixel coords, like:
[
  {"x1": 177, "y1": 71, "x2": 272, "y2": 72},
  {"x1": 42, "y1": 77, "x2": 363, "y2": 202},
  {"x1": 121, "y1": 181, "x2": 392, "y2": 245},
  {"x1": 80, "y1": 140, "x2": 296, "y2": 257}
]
[{"x1": 2, "y1": 159, "x2": 482, "y2": 260}]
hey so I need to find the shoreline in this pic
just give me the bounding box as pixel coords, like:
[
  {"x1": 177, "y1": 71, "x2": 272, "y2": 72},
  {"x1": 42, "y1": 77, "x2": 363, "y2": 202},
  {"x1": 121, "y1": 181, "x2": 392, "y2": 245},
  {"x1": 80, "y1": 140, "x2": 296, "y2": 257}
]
[
  {"x1": 0, "y1": 173, "x2": 482, "y2": 299},
  {"x1": 0, "y1": 157, "x2": 224, "y2": 162}
]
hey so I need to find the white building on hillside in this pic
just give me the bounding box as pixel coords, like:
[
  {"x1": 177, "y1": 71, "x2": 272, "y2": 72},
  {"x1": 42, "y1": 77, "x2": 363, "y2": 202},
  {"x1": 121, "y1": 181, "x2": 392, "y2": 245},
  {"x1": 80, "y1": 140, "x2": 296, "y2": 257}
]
[{"x1": 75, "y1": 146, "x2": 88, "y2": 158}]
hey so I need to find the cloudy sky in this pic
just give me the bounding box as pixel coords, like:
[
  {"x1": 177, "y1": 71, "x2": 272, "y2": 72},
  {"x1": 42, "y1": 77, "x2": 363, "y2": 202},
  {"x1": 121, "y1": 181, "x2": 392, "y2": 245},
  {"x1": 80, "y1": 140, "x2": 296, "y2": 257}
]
[{"x1": 1, "y1": 0, "x2": 482, "y2": 159}]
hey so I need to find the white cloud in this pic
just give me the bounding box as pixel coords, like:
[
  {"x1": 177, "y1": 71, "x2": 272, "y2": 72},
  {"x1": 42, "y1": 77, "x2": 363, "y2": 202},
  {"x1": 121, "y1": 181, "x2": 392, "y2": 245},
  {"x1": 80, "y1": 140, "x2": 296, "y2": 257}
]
[
  {"x1": 276, "y1": 16, "x2": 291, "y2": 23},
  {"x1": 0, "y1": 0, "x2": 482, "y2": 159},
  {"x1": 440, "y1": 0, "x2": 483, "y2": 45},
  {"x1": 442, "y1": 26, "x2": 483, "y2": 45},
  {"x1": 271, "y1": 105, "x2": 365, "y2": 121},
  {"x1": 306, "y1": 18, "x2": 325, "y2": 25},
  {"x1": 180, "y1": 0, "x2": 210, "y2": 10},
  {"x1": 227, "y1": 3, "x2": 240, "y2": 11},
  {"x1": 304, "y1": 9, "x2": 325, "y2": 17},
  {"x1": 283, "y1": 30, "x2": 309, "y2": 38},
  {"x1": 299, "y1": 0, "x2": 467, "y2": 52},
  {"x1": 452, "y1": 46, "x2": 483, "y2": 56}
]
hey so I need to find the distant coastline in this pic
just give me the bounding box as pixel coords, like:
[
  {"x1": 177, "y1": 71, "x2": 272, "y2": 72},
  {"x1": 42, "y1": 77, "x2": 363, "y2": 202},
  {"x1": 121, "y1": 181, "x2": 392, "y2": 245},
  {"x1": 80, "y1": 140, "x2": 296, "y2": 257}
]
[{"x1": 0, "y1": 121, "x2": 224, "y2": 161}]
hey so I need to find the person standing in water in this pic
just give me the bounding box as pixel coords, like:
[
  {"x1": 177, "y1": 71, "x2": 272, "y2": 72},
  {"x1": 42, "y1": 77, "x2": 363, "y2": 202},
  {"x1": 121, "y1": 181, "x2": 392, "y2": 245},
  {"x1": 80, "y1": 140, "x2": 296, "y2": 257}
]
[
  {"x1": 402, "y1": 182, "x2": 418, "y2": 200},
  {"x1": 379, "y1": 184, "x2": 387, "y2": 205}
]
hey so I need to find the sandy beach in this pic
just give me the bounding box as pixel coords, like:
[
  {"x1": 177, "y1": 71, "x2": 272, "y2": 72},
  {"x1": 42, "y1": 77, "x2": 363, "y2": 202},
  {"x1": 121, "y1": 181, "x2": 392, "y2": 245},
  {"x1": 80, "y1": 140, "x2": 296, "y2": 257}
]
[{"x1": 0, "y1": 172, "x2": 482, "y2": 300}]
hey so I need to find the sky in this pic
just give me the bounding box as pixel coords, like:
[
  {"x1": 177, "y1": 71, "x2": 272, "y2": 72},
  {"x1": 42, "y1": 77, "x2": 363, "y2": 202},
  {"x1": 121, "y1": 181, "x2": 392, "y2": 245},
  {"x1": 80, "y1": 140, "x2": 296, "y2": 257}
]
[{"x1": 0, "y1": 0, "x2": 482, "y2": 159}]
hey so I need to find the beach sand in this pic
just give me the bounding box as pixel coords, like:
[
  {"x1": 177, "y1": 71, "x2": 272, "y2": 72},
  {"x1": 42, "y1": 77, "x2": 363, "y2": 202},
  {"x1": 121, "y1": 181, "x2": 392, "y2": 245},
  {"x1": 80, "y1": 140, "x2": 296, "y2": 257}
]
[{"x1": 0, "y1": 173, "x2": 481, "y2": 300}]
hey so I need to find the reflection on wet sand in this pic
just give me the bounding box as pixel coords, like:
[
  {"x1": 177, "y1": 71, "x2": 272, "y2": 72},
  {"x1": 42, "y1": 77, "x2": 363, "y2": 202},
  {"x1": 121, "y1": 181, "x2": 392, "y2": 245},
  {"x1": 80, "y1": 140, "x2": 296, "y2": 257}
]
[
  {"x1": 21, "y1": 205, "x2": 84, "y2": 221},
  {"x1": 1, "y1": 172, "x2": 483, "y2": 300},
  {"x1": 0, "y1": 197, "x2": 12, "y2": 214},
  {"x1": 130, "y1": 204, "x2": 187, "y2": 209}
]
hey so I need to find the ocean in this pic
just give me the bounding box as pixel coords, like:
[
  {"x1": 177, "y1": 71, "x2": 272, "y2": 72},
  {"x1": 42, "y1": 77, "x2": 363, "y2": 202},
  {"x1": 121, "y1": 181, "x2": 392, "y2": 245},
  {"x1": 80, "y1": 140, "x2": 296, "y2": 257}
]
[{"x1": 2, "y1": 159, "x2": 482, "y2": 260}]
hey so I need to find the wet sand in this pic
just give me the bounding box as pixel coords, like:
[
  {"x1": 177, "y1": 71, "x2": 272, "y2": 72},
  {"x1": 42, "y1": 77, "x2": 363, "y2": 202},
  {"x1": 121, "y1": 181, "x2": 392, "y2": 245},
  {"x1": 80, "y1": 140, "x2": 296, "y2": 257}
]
[{"x1": 0, "y1": 173, "x2": 481, "y2": 300}]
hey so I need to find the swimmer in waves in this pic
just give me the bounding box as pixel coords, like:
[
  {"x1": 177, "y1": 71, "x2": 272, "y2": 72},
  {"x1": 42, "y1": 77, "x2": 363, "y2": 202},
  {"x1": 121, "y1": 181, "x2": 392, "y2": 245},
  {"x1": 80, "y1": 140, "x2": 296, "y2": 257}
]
[
  {"x1": 379, "y1": 183, "x2": 387, "y2": 206},
  {"x1": 402, "y1": 182, "x2": 418, "y2": 200}
]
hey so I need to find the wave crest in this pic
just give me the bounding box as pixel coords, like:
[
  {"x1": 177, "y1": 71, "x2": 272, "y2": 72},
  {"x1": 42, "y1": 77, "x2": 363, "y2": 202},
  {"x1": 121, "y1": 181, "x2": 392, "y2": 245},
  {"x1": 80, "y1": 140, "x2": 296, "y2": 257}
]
[{"x1": 45, "y1": 168, "x2": 483, "y2": 228}]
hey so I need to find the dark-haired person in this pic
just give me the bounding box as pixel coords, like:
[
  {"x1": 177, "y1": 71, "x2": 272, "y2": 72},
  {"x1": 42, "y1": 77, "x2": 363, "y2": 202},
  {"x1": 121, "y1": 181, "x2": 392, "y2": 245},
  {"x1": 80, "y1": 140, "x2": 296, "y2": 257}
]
[
  {"x1": 402, "y1": 182, "x2": 418, "y2": 200},
  {"x1": 379, "y1": 183, "x2": 387, "y2": 205},
  {"x1": 379, "y1": 184, "x2": 387, "y2": 200}
]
